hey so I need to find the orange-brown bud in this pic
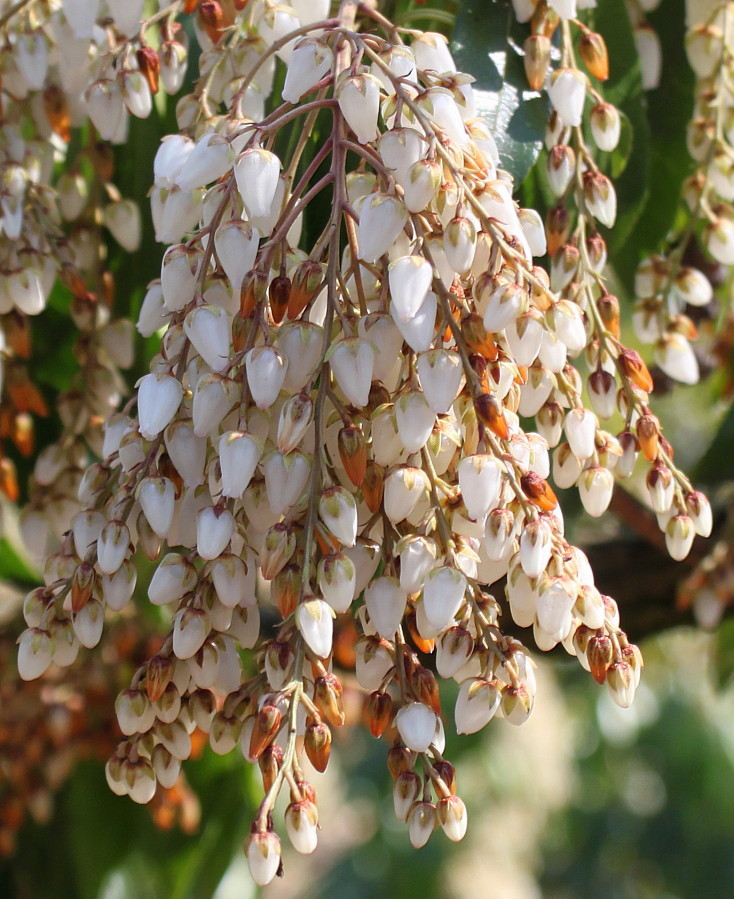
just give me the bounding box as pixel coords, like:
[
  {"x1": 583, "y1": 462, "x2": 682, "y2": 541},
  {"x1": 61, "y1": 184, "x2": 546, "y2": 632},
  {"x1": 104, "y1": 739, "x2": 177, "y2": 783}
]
[
  {"x1": 387, "y1": 745, "x2": 412, "y2": 779},
  {"x1": 597, "y1": 293, "x2": 621, "y2": 338},
  {"x1": 338, "y1": 424, "x2": 367, "y2": 486},
  {"x1": 259, "y1": 743, "x2": 283, "y2": 793},
  {"x1": 636, "y1": 412, "x2": 660, "y2": 462},
  {"x1": 521, "y1": 471, "x2": 558, "y2": 511},
  {"x1": 268, "y1": 276, "x2": 291, "y2": 324},
  {"x1": 5, "y1": 313, "x2": 31, "y2": 358},
  {"x1": 249, "y1": 704, "x2": 283, "y2": 760},
  {"x1": 288, "y1": 261, "x2": 323, "y2": 319},
  {"x1": 240, "y1": 270, "x2": 267, "y2": 318},
  {"x1": 304, "y1": 720, "x2": 332, "y2": 772},
  {"x1": 531, "y1": 2, "x2": 559, "y2": 38},
  {"x1": 580, "y1": 31, "x2": 609, "y2": 81},
  {"x1": 314, "y1": 673, "x2": 345, "y2": 727},
  {"x1": 362, "y1": 460, "x2": 384, "y2": 514},
  {"x1": 524, "y1": 34, "x2": 551, "y2": 91},
  {"x1": 12, "y1": 412, "x2": 34, "y2": 457},
  {"x1": 145, "y1": 655, "x2": 173, "y2": 703},
  {"x1": 7, "y1": 369, "x2": 48, "y2": 417},
  {"x1": 463, "y1": 313, "x2": 498, "y2": 360},
  {"x1": 366, "y1": 691, "x2": 393, "y2": 738},
  {"x1": 432, "y1": 759, "x2": 457, "y2": 794},
  {"x1": 411, "y1": 666, "x2": 441, "y2": 715},
  {"x1": 272, "y1": 564, "x2": 301, "y2": 618},
  {"x1": 586, "y1": 633, "x2": 614, "y2": 684},
  {"x1": 619, "y1": 348, "x2": 654, "y2": 394},
  {"x1": 136, "y1": 46, "x2": 160, "y2": 95},
  {"x1": 71, "y1": 562, "x2": 96, "y2": 613},
  {"x1": 0, "y1": 457, "x2": 19, "y2": 502},
  {"x1": 475, "y1": 393, "x2": 509, "y2": 439},
  {"x1": 199, "y1": 0, "x2": 224, "y2": 42},
  {"x1": 43, "y1": 86, "x2": 70, "y2": 142},
  {"x1": 546, "y1": 204, "x2": 570, "y2": 257}
]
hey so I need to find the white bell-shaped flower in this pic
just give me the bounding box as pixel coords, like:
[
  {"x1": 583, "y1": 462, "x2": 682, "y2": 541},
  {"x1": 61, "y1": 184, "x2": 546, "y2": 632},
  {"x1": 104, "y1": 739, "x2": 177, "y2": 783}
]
[
  {"x1": 18, "y1": 628, "x2": 53, "y2": 681},
  {"x1": 278, "y1": 321, "x2": 324, "y2": 391},
  {"x1": 414, "y1": 349, "x2": 464, "y2": 414},
  {"x1": 655, "y1": 334, "x2": 699, "y2": 385},
  {"x1": 564, "y1": 408, "x2": 597, "y2": 461},
  {"x1": 536, "y1": 577, "x2": 575, "y2": 641},
  {"x1": 138, "y1": 477, "x2": 176, "y2": 538},
  {"x1": 391, "y1": 290, "x2": 437, "y2": 353},
  {"x1": 317, "y1": 553, "x2": 357, "y2": 613},
  {"x1": 394, "y1": 391, "x2": 435, "y2": 454},
  {"x1": 175, "y1": 133, "x2": 233, "y2": 191},
  {"x1": 398, "y1": 535, "x2": 437, "y2": 594},
  {"x1": 74, "y1": 599, "x2": 104, "y2": 649},
  {"x1": 165, "y1": 420, "x2": 206, "y2": 486},
  {"x1": 245, "y1": 345, "x2": 289, "y2": 409},
  {"x1": 283, "y1": 39, "x2": 333, "y2": 103},
  {"x1": 104, "y1": 200, "x2": 141, "y2": 252},
  {"x1": 160, "y1": 245, "x2": 198, "y2": 311},
  {"x1": 357, "y1": 193, "x2": 408, "y2": 263},
  {"x1": 319, "y1": 487, "x2": 358, "y2": 547},
  {"x1": 192, "y1": 374, "x2": 238, "y2": 436},
  {"x1": 337, "y1": 73, "x2": 382, "y2": 144},
  {"x1": 548, "y1": 68, "x2": 586, "y2": 127},
  {"x1": 296, "y1": 599, "x2": 334, "y2": 658},
  {"x1": 364, "y1": 576, "x2": 406, "y2": 638},
  {"x1": 518, "y1": 518, "x2": 553, "y2": 579},
  {"x1": 183, "y1": 305, "x2": 232, "y2": 373},
  {"x1": 388, "y1": 255, "x2": 433, "y2": 322},
  {"x1": 422, "y1": 567, "x2": 467, "y2": 632},
  {"x1": 148, "y1": 553, "x2": 197, "y2": 606},
  {"x1": 214, "y1": 220, "x2": 260, "y2": 291},
  {"x1": 285, "y1": 800, "x2": 319, "y2": 855},
  {"x1": 172, "y1": 607, "x2": 210, "y2": 660},
  {"x1": 457, "y1": 454, "x2": 503, "y2": 521},
  {"x1": 578, "y1": 466, "x2": 614, "y2": 518},
  {"x1": 196, "y1": 507, "x2": 234, "y2": 560},
  {"x1": 137, "y1": 372, "x2": 183, "y2": 440},
  {"x1": 384, "y1": 467, "x2": 429, "y2": 524},
  {"x1": 85, "y1": 80, "x2": 124, "y2": 139},
  {"x1": 234, "y1": 148, "x2": 282, "y2": 220},
  {"x1": 246, "y1": 832, "x2": 281, "y2": 888},
  {"x1": 97, "y1": 521, "x2": 130, "y2": 575},
  {"x1": 328, "y1": 337, "x2": 374, "y2": 407},
  {"x1": 219, "y1": 431, "x2": 262, "y2": 499},
  {"x1": 102, "y1": 561, "x2": 137, "y2": 611},
  {"x1": 262, "y1": 451, "x2": 311, "y2": 515},
  {"x1": 211, "y1": 554, "x2": 254, "y2": 608},
  {"x1": 396, "y1": 702, "x2": 438, "y2": 752}
]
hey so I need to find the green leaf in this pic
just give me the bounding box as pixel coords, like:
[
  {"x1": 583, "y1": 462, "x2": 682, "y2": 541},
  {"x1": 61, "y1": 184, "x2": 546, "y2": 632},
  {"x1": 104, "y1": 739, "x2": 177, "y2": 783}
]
[{"x1": 452, "y1": 1, "x2": 547, "y2": 183}]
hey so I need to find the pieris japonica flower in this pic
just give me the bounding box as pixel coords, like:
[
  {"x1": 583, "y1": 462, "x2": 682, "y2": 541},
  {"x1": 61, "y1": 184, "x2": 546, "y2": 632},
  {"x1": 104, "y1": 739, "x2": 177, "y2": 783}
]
[{"x1": 7, "y1": 2, "x2": 707, "y2": 884}]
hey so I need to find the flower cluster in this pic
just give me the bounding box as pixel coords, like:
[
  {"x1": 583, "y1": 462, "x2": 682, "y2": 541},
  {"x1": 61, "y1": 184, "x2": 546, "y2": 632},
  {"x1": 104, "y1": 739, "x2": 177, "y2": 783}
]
[
  {"x1": 632, "y1": 1, "x2": 734, "y2": 389},
  {"x1": 512, "y1": 0, "x2": 712, "y2": 561},
  {"x1": 0, "y1": 0, "x2": 712, "y2": 887}
]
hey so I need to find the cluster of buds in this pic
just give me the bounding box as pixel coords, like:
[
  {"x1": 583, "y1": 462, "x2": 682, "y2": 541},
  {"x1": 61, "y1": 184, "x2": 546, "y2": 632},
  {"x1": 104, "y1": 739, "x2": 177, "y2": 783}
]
[
  {"x1": 513, "y1": 1, "x2": 712, "y2": 560},
  {"x1": 632, "y1": 1, "x2": 734, "y2": 389},
  {"x1": 0, "y1": 610, "x2": 201, "y2": 857},
  {"x1": 0, "y1": 0, "x2": 710, "y2": 887},
  {"x1": 0, "y1": 0, "x2": 143, "y2": 514}
]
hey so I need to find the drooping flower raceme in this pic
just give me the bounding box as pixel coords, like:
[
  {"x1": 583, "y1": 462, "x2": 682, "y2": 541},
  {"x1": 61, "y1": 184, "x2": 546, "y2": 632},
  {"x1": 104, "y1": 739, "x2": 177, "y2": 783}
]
[{"x1": 3, "y1": 0, "x2": 708, "y2": 886}]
